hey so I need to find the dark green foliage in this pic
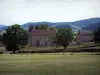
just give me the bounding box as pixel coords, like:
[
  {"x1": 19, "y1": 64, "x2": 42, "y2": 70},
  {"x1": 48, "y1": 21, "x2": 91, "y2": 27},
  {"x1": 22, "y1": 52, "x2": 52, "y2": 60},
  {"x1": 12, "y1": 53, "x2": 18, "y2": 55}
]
[
  {"x1": 39, "y1": 24, "x2": 48, "y2": 30},
  {"x1": 34, "y1": 24, "x2": 49, "y2": 30},
  {"x1": 0, "y1": 35, "x2": 3, "y2": 43},
  {"x1": 93, "y1": 28, "x2": 100, "y2": 43},
  {"x1": 56, "y1": 28, "x2": 74, "y2": 49},
  {"x1": 28, "y1": 25, "x2": 34, "y2": 32},
  {"x1": 49, "y1": 26, "x2": 56, "y2": 30},
  {"x1": 18, "y1": 29, "x2": 28, "y2": 48},
  {"x1": 35, "y1": 25, "x2": 40, "y2": 30},
  {"x1": 2, "y1": 24, "x2": 28, "y2": 53}
]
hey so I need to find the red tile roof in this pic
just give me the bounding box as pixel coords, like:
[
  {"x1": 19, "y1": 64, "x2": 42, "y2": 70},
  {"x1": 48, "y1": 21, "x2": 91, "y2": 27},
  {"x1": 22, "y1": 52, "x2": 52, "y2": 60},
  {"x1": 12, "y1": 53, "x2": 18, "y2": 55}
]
[{"x1": 32, "y1": 29, "x2": 56, "y2": 36}]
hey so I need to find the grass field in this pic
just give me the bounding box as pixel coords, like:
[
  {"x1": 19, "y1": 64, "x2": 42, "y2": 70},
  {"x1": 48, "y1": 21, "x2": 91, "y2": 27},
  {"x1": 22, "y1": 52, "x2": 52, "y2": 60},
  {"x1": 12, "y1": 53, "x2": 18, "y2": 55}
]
[
  {"x1": 0, "y1": 53, "x2": 100, "y2": 75},
  {"x1": 0, "y1": 42, "x2": 100, "y2": 53}
]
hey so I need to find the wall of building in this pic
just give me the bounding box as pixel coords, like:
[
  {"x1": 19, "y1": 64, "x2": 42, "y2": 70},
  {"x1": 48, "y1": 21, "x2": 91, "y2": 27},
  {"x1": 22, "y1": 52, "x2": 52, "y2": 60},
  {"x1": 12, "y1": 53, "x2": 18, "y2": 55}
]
[
  {"x1": 28, "y1": 32, "x2": 32, "y2": 46},
  {"x1": 76, "y1": 30, "x2": 93, "y2": 43},
  {"x1": 32, "y1": 36, "x2": 55, "y2": 47}
]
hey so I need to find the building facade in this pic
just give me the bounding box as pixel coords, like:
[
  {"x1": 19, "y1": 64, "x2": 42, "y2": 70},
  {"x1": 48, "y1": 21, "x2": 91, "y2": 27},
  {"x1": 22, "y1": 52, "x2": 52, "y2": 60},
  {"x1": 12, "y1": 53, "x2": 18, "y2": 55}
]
[
  {"x1": 28, "y1": 29, "x2": 56, "y2": 47},
  {"x1": 0, "y1": 31, "x2": 6, "y2": 47},
  {"x1": 76, "y1": 30, "x2": 94, "y2": 43}
]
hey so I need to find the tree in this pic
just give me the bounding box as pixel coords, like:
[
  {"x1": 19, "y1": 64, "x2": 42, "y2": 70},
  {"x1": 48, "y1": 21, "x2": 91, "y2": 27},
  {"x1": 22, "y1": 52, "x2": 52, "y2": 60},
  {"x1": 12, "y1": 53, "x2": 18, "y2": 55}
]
[
  {"x1": 0, "y1": 35, "x2": 3, "y2": 43},
  {"x1": 39, "y1": 24, "x2": 48, "y2": 30},
  {"x1": 19, "y1": 29, "x2": 28, "y2": 48},
  {"x1": 35, "y1": 25, "x2": 39, "y2": 30},
  {"x1": 28, "y1": 25, "x2": 34, "y2": 32},
  {"x1": 93, "y1": 28, "x2": 100, "y2": 44},
  {"x1": 2, "y1": 24, "x2": 28, "y2": 53},
  {"x1": 49, "y1": 26, "x2": 56, "y2": 30},
  {"x1": 56, "y1": 28, "x2": 74, "y2": 50}
]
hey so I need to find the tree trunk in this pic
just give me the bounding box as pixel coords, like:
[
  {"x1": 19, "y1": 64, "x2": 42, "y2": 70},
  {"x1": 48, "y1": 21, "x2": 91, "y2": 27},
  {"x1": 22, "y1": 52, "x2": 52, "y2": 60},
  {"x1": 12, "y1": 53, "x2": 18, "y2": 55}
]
[
  {"x1": 63, "y1": 45, "x2": 67, "y2": 52},
  {"x1": 64, "y1": 46, "x2": 66, "y2": 50}
]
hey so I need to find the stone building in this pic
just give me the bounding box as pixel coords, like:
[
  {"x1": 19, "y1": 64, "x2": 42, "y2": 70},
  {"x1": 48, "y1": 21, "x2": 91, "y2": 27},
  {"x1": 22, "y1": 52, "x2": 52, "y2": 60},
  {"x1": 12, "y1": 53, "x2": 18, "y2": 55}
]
[
  {"x1": 0, "y1": 31, "x2": 6, "y2": 47},
  {"x1": 76, "y1": 30, "x2": 93, "y2": 43},
  {"x1": 28, "y1": 29, "x2": 56, "y2": 47}
]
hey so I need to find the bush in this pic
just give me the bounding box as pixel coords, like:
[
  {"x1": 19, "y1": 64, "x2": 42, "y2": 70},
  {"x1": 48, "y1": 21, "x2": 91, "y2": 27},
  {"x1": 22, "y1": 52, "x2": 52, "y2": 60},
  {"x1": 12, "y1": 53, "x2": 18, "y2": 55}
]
[
  {"x1": 0, "y1": 52, "x2": 3, "y2": 54},
  {"x1": 17, "y1": 48, "x2": 100, "y2": 54}
]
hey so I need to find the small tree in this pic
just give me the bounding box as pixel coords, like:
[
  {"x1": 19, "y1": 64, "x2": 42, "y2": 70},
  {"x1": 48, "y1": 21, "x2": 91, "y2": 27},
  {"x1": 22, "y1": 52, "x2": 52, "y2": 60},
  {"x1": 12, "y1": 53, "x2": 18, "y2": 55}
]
[
  {"x1": 35, "y1": 25, "x2": 39, "y2": 30},
  {"x1": 28, "y1": 25, "x2": 34, "y2": 32},
  {"x1": 56, "y1": 28, "x2": 74, "y2": 50},
  {"x1": 39, "y1": 24, "x2": 48, "y2": 30},
  {"x1": 2, "y1": 24, "x2": 28, "y2": 53},
  {"x1": 49, "y1": 26, "x2": 56, "y2": 30},
  {"x1": 0, "y1": 35, "x2": 3, "y2": 43},
  {"x1": 93, "y1": 28, "x2": 100, "y2": 44}
]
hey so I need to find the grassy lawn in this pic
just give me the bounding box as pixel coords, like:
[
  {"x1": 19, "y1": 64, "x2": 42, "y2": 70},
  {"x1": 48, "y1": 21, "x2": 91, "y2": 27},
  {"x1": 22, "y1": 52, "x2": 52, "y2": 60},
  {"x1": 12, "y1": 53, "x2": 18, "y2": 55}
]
[{"x1": 0, "y1": 53, "x2": 100, "y2": 75}]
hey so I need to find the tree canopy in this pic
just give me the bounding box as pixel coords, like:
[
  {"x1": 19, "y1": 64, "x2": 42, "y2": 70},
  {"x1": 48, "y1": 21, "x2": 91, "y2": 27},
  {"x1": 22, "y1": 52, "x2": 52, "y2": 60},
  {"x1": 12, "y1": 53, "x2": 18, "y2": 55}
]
[
  {"x1": 39, "y1": 24, "x2": 48, "y2": 30},
  {"x1": 28, "y1": 25, "x2": 34, "y2": 32},
  {"x1": 3, "y1": 24, "x2": 28, "y2": 53},
  {"x1": 0, "y1": 34, "x2": 3, "y2": 43},
  {"x1": 93, "y1": 28, "x2": 100, "y2": 44},
  {"x1": 56, "y1": 28, "x2": 74, "y2": 49},
  {"x1": 28, "y1": 24, "x2": 54, "y2": 31},
  {"x1": 35, "y1": 25, "x2": 40, "y2": 30}
]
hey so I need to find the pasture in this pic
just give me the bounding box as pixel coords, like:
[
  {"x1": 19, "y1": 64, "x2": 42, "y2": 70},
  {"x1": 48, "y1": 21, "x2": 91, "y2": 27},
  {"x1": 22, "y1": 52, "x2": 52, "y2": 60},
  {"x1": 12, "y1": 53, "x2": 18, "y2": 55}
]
[{"x1": 0, "y1": 53, "x2": 100, "y2": 75}]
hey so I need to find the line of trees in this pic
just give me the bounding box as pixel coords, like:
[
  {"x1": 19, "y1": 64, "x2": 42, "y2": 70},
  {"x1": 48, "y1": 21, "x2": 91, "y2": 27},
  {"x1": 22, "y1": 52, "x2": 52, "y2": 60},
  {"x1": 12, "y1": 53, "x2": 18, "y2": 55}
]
[
  {"x1": 28, "y1": 24, "x2": 49, "y2": 32},
  {"x1": 1, "y1": 23, "x2": 100, "y2": 53},
  {"x1": 28, "y1": 24, "x2": 55, "y2": 32}
]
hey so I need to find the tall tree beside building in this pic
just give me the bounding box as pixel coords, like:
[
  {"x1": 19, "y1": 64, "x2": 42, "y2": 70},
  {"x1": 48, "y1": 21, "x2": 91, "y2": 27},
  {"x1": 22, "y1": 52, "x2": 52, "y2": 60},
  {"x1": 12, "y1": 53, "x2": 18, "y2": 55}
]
[
  {"x1": 56, "y1": 28, "x2": 74, "y2": 50},
  {"x1": 35, "y1": 25, "x2": 40, "y2": 30},
  {"x1": 0, "y1": 35, "x2": 3, "y2": 44},
  {"x1": 93, "y1": 28, "x2": 100, "y2": 44},
  {"x1": 28, "y1": 25, "x2": 34, "y2": 32},
  {"x1": 2, "y1": 24, "x2": 28, "y2": 53},
  {"x1": 0, "y1": 35, "x2": 3, "y2": 47}
]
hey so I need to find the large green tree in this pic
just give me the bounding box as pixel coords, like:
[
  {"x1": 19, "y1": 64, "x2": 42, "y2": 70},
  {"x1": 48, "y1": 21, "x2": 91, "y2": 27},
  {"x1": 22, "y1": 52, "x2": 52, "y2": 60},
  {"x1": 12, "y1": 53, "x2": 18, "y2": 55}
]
[
  {"x1": 3, "y1": 24, "x2": 28, "y2": 53},
  {"x1": 93, "y1": 28, "x2": 100, "y2": 44},
  {"x1": 56, "y1": 28, "x2": 74, "y2": 50}
]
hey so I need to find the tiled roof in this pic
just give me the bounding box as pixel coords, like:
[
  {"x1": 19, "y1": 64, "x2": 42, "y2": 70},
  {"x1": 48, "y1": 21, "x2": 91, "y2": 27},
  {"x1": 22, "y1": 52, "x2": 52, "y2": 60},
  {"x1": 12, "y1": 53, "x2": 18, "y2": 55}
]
[{"x1": 32, "y1": 29, "x2": 56, "y2": 36}]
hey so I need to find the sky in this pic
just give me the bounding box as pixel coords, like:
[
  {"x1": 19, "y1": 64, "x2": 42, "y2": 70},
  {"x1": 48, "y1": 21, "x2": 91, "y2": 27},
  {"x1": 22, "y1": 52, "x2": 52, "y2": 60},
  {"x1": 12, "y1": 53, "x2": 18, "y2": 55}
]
[{"x1": 0, "y1": 0, "x2": 100, "y2": 25}]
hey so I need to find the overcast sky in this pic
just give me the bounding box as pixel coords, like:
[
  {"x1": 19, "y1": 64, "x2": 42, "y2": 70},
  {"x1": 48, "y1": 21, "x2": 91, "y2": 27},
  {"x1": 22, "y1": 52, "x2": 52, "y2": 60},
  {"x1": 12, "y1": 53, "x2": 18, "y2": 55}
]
[{"x1": 0, "y1": 0, "x2": 100, "y2": 25}]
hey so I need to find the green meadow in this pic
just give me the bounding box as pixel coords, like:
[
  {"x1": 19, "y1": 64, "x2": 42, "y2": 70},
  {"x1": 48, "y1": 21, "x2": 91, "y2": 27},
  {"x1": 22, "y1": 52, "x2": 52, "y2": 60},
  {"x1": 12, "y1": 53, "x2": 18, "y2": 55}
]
[{"x1": 0, "y1": 53, "x2": 100, "y2": 75}]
